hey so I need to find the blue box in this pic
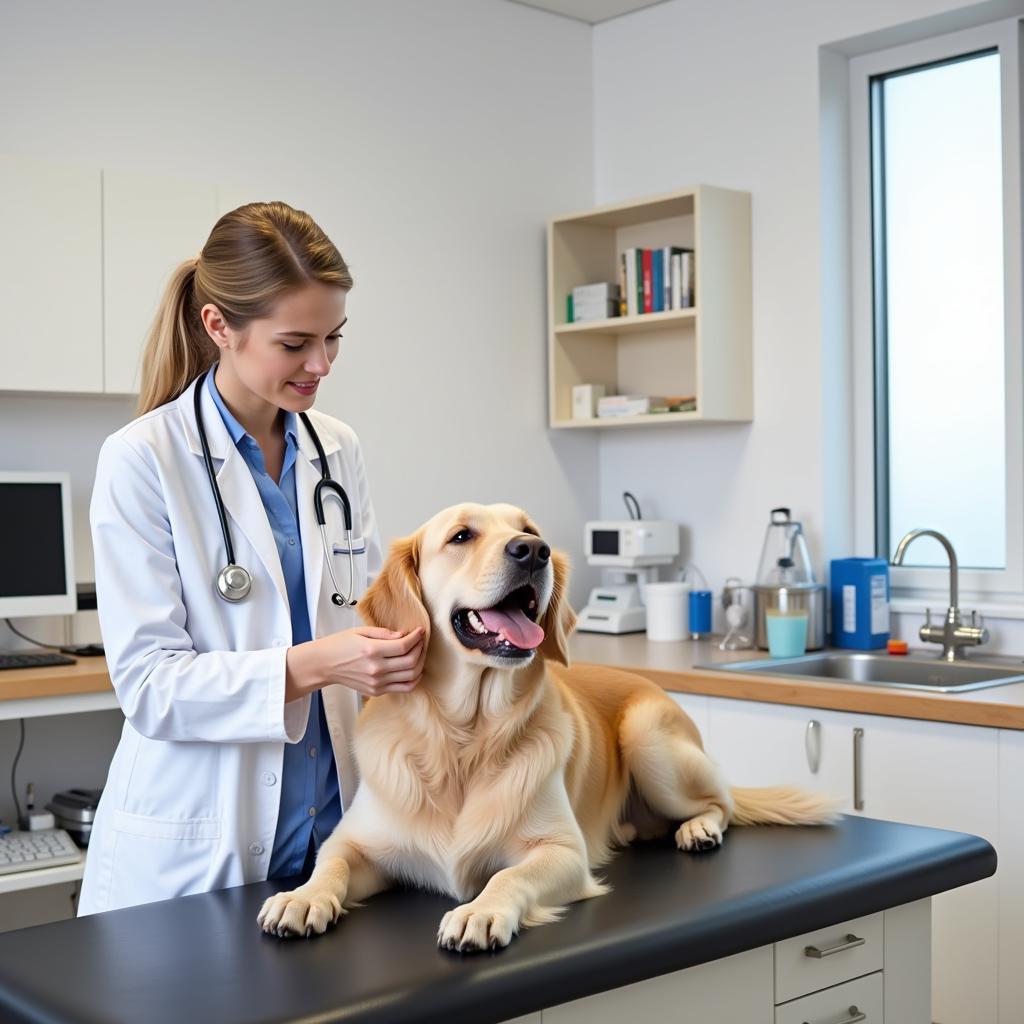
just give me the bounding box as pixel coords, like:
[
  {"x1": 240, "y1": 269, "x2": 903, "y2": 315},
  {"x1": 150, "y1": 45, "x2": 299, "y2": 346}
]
[{"x1": 830, "y1": 558, "x2": 890, "y2": 649}]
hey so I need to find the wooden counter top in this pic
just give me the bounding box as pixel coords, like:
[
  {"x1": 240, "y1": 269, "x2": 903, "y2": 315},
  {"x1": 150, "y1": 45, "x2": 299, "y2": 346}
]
[
  {"x1": 0, "y1": 657, "x2": 113, "y2": 702},
  {"x1": 570, "y1": 632, "x2": 1024, "y2": 730},
  {"x1": 9, "y1": 636, "x2": 1024, "y2": 731}
]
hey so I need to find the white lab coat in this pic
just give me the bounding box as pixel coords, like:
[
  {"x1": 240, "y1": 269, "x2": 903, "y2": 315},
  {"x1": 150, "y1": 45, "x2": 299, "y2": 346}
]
[{"x1": 78, "y1": 376, "x2": 383, "y2": 916}]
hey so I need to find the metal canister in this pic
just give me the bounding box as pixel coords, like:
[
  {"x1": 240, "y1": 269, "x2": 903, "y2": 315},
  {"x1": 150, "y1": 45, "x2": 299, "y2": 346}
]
[{"x1": 753, "y1": 583, "x2": 827, "y2": 651}]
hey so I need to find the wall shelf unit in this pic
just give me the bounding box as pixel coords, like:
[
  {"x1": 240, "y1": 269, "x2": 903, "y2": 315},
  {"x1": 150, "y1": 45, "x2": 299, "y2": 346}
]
[{"x1": 547, "y1": 185, "x2": 752, "y2": 429}]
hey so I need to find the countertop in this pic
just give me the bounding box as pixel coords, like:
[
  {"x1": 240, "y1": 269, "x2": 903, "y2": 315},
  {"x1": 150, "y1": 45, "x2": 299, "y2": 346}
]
[
  {"x1": 569, "y1": 632, "x2": 1024, "y2": 729},
  {"x1": 8, "y1": 634, "x2": 1024, "y2": 729},
  {"x1": 0, "y1": 815, "x2": 996, "y2": 1024}
]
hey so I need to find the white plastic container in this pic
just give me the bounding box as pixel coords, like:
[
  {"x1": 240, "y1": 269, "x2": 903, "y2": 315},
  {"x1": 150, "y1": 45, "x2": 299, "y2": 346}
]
[{"x1": 643, "y1": 581, "x2": 691, "y2": 641}]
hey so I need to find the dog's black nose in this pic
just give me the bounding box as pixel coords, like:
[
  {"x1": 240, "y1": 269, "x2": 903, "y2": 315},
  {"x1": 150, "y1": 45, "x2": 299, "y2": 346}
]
[{"x1": 505, "y1": 536, "x2": 551, "y2": 572}]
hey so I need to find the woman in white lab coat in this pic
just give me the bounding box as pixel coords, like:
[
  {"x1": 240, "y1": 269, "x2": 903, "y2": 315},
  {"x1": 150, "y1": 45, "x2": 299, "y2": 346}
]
[{"x1": 78, "y1": 201, "x2": 424, "y2": 916}]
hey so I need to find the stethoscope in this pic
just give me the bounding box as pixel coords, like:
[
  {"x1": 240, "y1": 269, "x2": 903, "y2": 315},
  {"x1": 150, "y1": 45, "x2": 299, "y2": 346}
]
[{"x1": 194, "y1": 367, "x2": 358, "y2": 607}]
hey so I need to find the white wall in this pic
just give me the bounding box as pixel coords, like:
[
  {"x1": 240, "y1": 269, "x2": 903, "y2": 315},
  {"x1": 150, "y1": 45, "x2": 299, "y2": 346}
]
[
  {"x1": 0, "y1": 0, "x2": 597, "y2": 845},
  {"x1": 592, "y1": 0, "x2": 1024, "y2": 646},
  {"x1": 0, "y1": 0, "x2": 600, "y2": 633}
]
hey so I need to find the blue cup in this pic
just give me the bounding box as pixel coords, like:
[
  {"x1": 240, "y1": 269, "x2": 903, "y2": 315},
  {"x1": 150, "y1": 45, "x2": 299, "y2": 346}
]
[
  {"x1": 688, "y1": 589, "x2": 713, "y2": 638},
  {"x1": 766, "y1": 611, "x2": 808, "y2": 658}
]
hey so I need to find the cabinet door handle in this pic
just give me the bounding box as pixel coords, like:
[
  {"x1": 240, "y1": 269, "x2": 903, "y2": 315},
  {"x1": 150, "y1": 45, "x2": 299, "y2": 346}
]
[
  {"x1": 805, "y1": 719, "x2": 821, "y2": 774},
  {"x1": 800, "y1": 1007, "x2": 866, "y2": 1024},
  {"x1": 804, "y1": 933, "x2": 866, "y2": 958},
  {"x1": 853, "y1": 727, "x2": 864, "y2": 810}
]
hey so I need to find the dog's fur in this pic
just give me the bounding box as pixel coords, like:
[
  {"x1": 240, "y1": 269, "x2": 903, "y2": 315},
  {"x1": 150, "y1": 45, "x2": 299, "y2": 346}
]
[{"x1": 258, "y1": 503, "x2": 838, "y2": 950}]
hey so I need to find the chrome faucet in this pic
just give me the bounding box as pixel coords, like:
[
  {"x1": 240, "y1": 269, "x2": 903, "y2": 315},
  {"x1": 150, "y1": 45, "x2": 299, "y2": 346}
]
[{"x1": 892, "y1": 529, "x2": 988, "y2": 662}]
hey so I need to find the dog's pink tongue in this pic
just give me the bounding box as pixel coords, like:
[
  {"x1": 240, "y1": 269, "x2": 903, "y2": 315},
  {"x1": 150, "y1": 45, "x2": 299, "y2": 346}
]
[{"x1": 478, "y1": 607, "x2": 545, "y2": 649}]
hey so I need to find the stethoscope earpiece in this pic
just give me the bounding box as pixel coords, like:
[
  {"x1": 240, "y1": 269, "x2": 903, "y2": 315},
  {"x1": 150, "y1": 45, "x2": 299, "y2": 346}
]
[{"x1": 195, "y1": 368, "x2": 358, "y2": 608}]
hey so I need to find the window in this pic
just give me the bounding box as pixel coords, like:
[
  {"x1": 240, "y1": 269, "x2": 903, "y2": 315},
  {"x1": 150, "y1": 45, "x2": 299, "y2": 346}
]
[{"x1": 850, "y1": 20, "x2": 1024, "y2": 598}]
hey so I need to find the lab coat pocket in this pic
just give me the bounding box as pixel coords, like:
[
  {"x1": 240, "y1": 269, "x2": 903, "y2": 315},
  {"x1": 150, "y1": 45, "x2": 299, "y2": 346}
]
[
  {"x1": 108, "y1": 809, "x2": 222, "y2": 910},
  {"x1": 111, "y1": 809, "x2": 221, "y2": 840}
]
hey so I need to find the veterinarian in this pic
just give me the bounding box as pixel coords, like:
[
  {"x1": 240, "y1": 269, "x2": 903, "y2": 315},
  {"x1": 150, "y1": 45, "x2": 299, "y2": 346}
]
[{"x1": 78, "y1": 202, "x2": 425, "y2": 916}]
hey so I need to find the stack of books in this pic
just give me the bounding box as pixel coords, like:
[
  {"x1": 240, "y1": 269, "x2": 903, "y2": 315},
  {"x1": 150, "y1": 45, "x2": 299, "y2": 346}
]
[
  {"x1": 597, "y1": 394, "x2": 697, "y2": 417},
  {"x1": 619, "y1": 248, "x2": 695, "y2": 317},
  {"x1": 568, "y1": 282, "x2": 620, "y2": 322}
]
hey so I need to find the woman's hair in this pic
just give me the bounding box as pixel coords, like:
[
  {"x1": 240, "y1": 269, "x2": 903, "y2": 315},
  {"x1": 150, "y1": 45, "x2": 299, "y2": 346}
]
[{"x1": 136, "y1": 201, "x2": 353, "y2": 415}]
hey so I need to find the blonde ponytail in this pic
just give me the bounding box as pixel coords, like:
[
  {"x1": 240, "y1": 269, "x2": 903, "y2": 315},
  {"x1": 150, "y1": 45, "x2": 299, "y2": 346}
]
[
  {"x1": 136, "y1": 257, "x2": 215, "y2": 416},
  {"x1": 135, "y1": 202, "x2": 353, "y2": 416}
]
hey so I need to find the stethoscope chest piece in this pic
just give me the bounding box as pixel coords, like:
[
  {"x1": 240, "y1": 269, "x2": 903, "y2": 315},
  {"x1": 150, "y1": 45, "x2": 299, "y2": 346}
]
[{"x1": 217, "y1": 563, "x2": 253, "y2": 602}]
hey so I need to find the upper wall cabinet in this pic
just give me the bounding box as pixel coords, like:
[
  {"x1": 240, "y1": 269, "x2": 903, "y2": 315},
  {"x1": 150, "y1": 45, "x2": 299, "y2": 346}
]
[
  {"x1": 0, "y1": 155, "x2": 220, "y2": 396},
  {"x1": 547, "y1": 185, "x2": 752, "y2": 429},
  {"x1": 103, "y1": 171, "x2": 218, "y2": 395},
  {"x1": 0, "y1": 156, "x2": 103, "y2": 393}
]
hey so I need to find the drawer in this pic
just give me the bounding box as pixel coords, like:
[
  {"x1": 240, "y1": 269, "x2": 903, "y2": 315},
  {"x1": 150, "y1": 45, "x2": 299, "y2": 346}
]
[
  {"x1": 775, "y1": 971, "x2": 883, "y2": 1024},
  {"x1": 775, "y1": 912, "x2": 883, "y2": 1003}
]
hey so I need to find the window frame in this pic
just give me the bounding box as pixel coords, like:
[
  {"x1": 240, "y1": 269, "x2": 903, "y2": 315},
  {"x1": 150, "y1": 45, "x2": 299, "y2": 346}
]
[{"x1": 850, "y1": 18, "x2": 1024, "y2": 602}]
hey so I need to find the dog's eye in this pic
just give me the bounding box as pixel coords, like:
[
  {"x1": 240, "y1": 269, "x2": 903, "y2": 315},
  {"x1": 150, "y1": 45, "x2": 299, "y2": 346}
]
[{"x1": 450, "y1": 528, "x2": 474, "y2": 545}]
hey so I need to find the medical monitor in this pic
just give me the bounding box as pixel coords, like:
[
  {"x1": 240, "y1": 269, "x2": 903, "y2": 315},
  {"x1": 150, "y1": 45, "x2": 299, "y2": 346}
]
[{"x1": 0, "y1": 471, "x2": 76, "y2": 618}]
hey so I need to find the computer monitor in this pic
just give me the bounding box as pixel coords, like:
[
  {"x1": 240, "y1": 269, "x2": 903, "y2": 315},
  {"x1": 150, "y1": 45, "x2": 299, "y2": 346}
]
[{"x1": 0, "y1": 471, "x2": 76, "y2": 618}]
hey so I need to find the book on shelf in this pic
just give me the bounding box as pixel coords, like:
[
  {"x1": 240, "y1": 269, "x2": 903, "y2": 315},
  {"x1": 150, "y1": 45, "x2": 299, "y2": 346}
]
[
  {"x1": 624, "y1": 249, "x2": 638, "y2": 317},
  {"x1": 641, "y1": 249, "x2": 653, "y2": 314},
  {"x1": 670, "y1": 250, "x2": 695, "y2": 308},
  {"x1": 617, "y1": 247, "x2": 694, "y2": 316}
]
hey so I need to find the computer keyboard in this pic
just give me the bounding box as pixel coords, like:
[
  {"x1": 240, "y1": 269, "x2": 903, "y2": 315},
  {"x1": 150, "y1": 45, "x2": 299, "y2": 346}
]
[
  {"x1": 0, "y1": 651, "x2": 76, "y2": 670},
  {"x1": 0, "y1": 829, "x2": 82, "y2": 875}
]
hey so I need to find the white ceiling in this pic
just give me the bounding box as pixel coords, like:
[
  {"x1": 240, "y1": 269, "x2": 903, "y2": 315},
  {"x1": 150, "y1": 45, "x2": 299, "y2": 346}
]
[{"x1": 507, "y1": 0, "x2": 669, "y2": 25}]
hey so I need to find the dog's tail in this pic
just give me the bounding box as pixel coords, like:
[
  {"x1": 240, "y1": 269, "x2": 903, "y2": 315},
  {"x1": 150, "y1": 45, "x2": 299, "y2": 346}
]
[{"x1": 729, "y1": 786, "x2": 842, "y2": 826}]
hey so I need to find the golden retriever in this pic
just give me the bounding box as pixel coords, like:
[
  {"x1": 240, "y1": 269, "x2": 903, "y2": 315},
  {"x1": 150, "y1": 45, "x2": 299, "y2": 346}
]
[{"x1": 258, "y1": 503, "x2": 838, "y2": 950}]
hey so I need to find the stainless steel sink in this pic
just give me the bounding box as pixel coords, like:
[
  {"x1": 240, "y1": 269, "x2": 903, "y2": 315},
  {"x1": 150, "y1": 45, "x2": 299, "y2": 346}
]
[{"x1": 698, "y1": 651, "x2": 1024, "y2": 693}]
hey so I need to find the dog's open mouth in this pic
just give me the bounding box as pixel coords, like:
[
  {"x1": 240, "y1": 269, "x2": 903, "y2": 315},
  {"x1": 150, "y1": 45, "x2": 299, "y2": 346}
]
[{"x1": 451, "y1": 583, "x2": 544, "y2": 658}]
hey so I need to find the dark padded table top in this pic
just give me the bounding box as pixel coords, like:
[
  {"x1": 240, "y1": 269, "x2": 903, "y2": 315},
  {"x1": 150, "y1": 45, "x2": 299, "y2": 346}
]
[{"x1": 0, "y1": 815, "x2": 996, "y2": 1024}]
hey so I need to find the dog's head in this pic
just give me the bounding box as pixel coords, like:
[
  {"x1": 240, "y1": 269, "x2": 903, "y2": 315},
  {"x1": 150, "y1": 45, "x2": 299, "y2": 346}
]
[{"x1": 360, "y1": 503, "x2": 576, "y2": 668}]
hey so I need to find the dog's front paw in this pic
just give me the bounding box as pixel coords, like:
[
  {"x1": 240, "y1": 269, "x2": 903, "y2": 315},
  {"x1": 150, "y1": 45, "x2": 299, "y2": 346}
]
[
  {"x1": 675, "y1": 816, "x2": 723, "y2": 853},
  {"x1": 437, "y1": 901, "x2": 518, "y2": 952},
  {"x1": 258, "y1": 884, "x2": 344, "y2": 938}
]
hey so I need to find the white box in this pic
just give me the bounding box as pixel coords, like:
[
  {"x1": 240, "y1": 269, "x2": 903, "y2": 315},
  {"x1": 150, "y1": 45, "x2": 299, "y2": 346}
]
[
  {"x1": 573, "y1": 298, "x2": 619, "y2": 322},
  {"x1": 573, "y1": 282, "x2": 619, "y2": 304},
  {"x1": 572, "y1": 383, "x2": 606, "y2": 420}
]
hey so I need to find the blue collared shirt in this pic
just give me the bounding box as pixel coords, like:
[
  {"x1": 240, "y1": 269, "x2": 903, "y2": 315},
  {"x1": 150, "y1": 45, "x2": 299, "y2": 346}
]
[{"x1": 206, "y1": 369, "x2": 341, "y2": 878}]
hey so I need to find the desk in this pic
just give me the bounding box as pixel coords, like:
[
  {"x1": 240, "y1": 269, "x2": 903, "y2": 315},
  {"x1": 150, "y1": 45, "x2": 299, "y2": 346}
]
[
  {"x1": 0, "y1": 657, "x2": 117, "y2": 721},
  {"x1": 0, "y1": 815, "x2": 995, "y2": 1024}
]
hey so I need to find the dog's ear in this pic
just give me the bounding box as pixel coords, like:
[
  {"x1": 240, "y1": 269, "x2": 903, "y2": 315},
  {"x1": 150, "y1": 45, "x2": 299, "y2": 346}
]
[
  {"x1": 359, "y1": 534, "x2": 431, "y2": 642},
  {"x1": 539, "y1": 549, "x2": 576, "y2": 667}
]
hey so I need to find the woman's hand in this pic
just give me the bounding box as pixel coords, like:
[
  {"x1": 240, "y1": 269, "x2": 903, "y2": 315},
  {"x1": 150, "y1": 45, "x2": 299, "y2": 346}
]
[{"x1": 285, "y1": 626, "x2": 426, "y2": 701}]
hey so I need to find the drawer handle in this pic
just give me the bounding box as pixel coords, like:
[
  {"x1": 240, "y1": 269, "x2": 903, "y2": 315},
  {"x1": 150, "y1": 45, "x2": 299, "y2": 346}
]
[
  {"x1": 801, "y1": 1007, "x2": 866, "y2": 1024},
  {"x1": 803, "y1": 933, "x2": 865, "y2": 958}
]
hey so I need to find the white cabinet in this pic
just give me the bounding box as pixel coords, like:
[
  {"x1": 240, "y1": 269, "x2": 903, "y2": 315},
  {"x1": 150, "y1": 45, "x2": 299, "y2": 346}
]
[
  {"x1": 0, "y1": 155, "x2": 103, "y2": 393},
  {"x1": 852, "y1": 713, "x2": 998, "y2": 1024},
  {"x1": 997, "y1": 730, "x2": 1024, "y2": 1024},
  {"x1": 703, "y1": 697, "x2": 852, "y2": 810},
  {"x1": 102, "y1": 170, "x2": 217, "y2": 395},
  {"x1": 704, "y1": 695, "x2": 998, "y2": 1024},
  {"x1": 543, "y1": 946, "x2": 773, "y2": 1023},
  {"x1": 0, "y1": 155, "x2": 220, "y2": 396}
]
